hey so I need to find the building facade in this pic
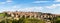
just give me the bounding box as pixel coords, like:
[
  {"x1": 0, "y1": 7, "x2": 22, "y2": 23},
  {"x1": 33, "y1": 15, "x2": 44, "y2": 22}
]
[{"x1": 5, "y1": 11, "x2": 58, "y2": 23}]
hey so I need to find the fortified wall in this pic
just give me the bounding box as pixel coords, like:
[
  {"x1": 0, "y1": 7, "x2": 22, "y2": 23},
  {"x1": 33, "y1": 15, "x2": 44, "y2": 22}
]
[
  {"x1": 4, "y1": 11, "x2": 59, "y2": 23},
  {"x1": 5, "y1": 11, "x2": 57, "y2": 19}
]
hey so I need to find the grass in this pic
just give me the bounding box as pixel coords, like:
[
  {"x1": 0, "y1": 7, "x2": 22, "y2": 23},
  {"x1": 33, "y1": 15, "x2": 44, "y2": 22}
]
[{"x1": 0, "y1": 13, "x2": 5, "y2": 16}]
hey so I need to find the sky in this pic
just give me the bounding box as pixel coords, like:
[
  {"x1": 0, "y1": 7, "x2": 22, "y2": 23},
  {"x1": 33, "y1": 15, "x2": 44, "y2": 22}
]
[{"x1": 0, "y1": 0, "x2": 60, "y2": 14}]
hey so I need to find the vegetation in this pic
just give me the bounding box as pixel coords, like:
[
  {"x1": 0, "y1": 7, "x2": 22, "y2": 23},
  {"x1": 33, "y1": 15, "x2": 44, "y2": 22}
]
[
  {"x1": 0, "y1": 12, "x2": 60, "y2": 23},
  {"x1": 0, "y1": 18, "x2": 45, "y2": 23},
  {"x1": 54, "y1": 16, "x2": 60, "y2": 23},
  {"x1": 0, "y1": 13, "x2": 45, "y2": 23},
  {"x1": 0, "y1": 13, "x2": 5, "y2": 16}
]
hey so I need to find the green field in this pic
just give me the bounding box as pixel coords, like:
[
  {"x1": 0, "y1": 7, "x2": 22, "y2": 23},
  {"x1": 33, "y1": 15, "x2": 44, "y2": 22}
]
[{"x1": 0, "y1": 13, "x2": 5, "y2": 16}]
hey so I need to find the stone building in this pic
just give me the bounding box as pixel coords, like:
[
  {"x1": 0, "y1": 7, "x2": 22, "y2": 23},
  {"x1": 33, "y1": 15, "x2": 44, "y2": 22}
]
[
  {"x1": 5, "y1": 11, "x2": 57, "y2": 19},
  {"x1": 4, "y1": 11, "x2": 58, "y2": 23}
]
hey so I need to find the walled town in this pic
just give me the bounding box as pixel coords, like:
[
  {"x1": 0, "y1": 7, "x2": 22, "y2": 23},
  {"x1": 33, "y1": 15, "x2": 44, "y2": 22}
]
[{"x1": 0, "y1": 11, "x2": 60, "y2": 23}]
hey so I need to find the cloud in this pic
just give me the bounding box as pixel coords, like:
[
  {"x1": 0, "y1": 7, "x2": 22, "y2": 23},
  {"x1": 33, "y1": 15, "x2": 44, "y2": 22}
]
[
  {"x1": 6, "y1": 0, "x2": 12, "y2": 3},
  {"x1": 0, "y1": 8, "x2": 16, "y2": 12},
  {"x1": 0, "y1": 0, "x2": 13, "y2": 5},
  {"x1": 18, "y1": 7, "x2": 43, "y2": 12},
  {"x1": 33, "y1": 1, "x2": 49, "y2": 3},
  {"x1": 55, "y1": 0, "x2": 60, "y2": 2},
  {"x1": 0, "y1": 2, "x2": 6, "y2": 4},
  {"x1": 33, "y1": 1, "x2": 40, "y2": 3},
  {"x1": 45, "y1": 4, "x2": 60, "y2": 9},
  {"x1": 56, "y1": 4, "x2": 60, "y2": 6},
  {"x1": 6, "y1": 0, "x2": 13, "y2": 4},
  {"x1": 12, "y1": 5, "x2": 17, "y2": 8},
  {"x1": 45, "y1": 4, "x2": 56, "y2": 9},
  {"x1": 6, "y1": 5, "x2": 43, "y2": 12},
  {"x1": 12, "y1": 5, "x2": 21, "y2": 8}
]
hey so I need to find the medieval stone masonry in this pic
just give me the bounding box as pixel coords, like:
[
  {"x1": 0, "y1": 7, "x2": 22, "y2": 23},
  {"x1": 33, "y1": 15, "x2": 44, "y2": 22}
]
[{"x1": 4, "y1": 11, "x2": 60, "y2": 23}]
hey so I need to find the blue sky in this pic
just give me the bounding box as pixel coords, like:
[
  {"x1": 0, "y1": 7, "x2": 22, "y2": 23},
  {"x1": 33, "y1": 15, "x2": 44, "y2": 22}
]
[{"x1": 0, "y1": 0, "x2": 60, "y2": 14}]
